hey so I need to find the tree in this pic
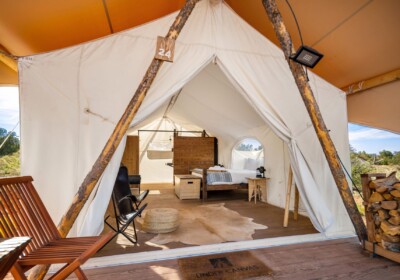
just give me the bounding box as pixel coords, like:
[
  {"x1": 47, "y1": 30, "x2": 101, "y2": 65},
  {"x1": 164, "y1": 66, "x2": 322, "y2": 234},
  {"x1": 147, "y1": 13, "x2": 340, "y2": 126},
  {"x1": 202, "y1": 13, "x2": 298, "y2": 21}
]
[
  {"x1": 237, "y1": 143, "x2": 254, "y2": 151},
  {"x1": 391, "y1": 151, "x2": 400, "y2": 165},
  {"x1": 0, "y1": 128, "x2": 20, "y2": 156},
  {"x1": 350, "y1": 145, "x2": 373, "y2": 190},
  {"x1": 356, "y1": 150, "x2": 373, "y2": 163},
  {"x1": 376, "y1": 150, "x2": 394, "y2": 165}
]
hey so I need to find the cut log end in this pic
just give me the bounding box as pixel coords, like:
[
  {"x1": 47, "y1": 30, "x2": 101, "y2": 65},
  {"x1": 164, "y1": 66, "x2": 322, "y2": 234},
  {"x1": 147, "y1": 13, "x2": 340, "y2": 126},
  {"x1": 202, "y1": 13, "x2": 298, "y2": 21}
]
[
  {"x1": 369, "y1": 192, "x2": 384, "y2": 203},
  {"x1": 381, "y1": 200, "x2": 398, "y2": 210},
  {"x1": 381, "y1": 220, "x2": 400, "y2": 236},
  {"x1": 390, "y1": 189, "x2": 400, "y2": 198}
]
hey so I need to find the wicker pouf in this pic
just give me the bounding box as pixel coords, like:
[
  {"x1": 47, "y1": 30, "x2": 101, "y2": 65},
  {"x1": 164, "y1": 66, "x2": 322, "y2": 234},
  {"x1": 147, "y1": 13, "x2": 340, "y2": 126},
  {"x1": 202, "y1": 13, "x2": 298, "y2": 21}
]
[{"x1": 142, "y1": 208, "x2": 180, "y2": 234}]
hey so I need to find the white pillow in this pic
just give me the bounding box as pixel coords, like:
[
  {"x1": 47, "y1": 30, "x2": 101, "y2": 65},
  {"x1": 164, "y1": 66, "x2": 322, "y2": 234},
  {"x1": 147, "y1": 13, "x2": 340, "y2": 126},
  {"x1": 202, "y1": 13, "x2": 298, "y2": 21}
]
[{"x1": 244, "y1": 158, "x2": 258, "y2": 170}]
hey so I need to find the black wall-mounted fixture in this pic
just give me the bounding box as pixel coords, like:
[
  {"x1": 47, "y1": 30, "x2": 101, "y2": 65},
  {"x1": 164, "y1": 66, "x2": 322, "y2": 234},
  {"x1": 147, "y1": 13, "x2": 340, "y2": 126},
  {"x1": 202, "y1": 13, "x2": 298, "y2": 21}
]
[{"x1": 290, "y1": 45, "x2": 324, "y2": 68}]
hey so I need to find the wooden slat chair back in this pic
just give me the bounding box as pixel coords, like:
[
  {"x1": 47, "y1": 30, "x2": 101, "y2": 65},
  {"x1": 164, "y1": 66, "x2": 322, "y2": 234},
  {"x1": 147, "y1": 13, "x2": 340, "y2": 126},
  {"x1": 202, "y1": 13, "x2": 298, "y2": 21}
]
[
  {"x1": 0, "y1": 237, "x2": 31, "y2": 279},
  {"x1": 0, "y1": 176, "x2": 113, "y2": 280}
]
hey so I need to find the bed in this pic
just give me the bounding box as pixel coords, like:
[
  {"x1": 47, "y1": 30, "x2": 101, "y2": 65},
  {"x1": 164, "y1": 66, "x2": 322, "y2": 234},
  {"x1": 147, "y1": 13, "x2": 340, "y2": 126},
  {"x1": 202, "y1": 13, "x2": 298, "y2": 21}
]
[{"x1": 191, "y1": 167, "x2": 257, "y2": 201}]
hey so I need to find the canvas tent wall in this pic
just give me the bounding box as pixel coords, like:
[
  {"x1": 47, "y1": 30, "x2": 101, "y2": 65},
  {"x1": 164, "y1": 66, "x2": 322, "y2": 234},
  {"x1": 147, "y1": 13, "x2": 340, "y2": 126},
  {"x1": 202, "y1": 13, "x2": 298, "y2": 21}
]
[{"x1": 19, "y1": 0, "x2": 354, "y2": 239}]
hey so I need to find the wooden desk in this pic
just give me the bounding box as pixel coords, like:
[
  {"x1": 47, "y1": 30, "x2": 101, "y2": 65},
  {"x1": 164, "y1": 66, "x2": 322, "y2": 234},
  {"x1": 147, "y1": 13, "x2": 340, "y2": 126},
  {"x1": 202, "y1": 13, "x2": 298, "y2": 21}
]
[
  {"x1": 246, "y1": 177, "x2": 269, "y2": 203},
  {"x1": 0, "y1": 237, "x2": 31, "y2": 279}
]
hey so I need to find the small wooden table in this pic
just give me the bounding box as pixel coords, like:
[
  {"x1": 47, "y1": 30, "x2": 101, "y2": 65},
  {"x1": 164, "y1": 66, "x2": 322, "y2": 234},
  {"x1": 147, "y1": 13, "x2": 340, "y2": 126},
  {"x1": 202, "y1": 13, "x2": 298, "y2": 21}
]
[
  {"x1": 246, "y1": 177, "x2": 269, "y2": 203},
  {"x1": 0, "y1": 237, "x2": 31, "y2": 279}
]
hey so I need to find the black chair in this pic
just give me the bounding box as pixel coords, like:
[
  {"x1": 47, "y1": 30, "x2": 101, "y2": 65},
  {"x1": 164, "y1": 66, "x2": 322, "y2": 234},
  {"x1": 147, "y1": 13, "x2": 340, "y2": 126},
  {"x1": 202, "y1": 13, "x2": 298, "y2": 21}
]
[
  {"x1": 128, "y1": 174, "x2": 150, "y2": 208},
  {"x1": 129, "y1": 174, "x2": 141, "y2": 195},
  {"x1": 104, "y1": 166, "x2": 149, "y2": 245}
]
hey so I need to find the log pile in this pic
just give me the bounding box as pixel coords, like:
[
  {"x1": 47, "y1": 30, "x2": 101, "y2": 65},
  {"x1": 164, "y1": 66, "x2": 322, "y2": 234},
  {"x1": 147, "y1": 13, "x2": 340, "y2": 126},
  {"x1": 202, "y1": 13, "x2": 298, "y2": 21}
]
[{"x1": 367, "y1": 172, "x2": 400, "y2": 252}]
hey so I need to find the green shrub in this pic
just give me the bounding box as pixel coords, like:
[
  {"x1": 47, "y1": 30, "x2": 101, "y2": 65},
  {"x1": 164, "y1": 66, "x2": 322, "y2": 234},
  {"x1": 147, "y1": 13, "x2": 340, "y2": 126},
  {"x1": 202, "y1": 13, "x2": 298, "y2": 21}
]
[
  {"x1": 0, "y1": 151, "x2": 20, "y2": 177},
  {"x1": 0, "y1": 128, "x2": 20, "y2": 156}
]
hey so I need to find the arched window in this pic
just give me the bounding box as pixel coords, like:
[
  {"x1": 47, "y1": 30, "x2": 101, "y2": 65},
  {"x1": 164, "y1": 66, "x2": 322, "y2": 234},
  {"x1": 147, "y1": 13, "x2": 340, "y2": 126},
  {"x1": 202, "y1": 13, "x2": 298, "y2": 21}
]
[{"x1": 231, "y1": 138, "x2": 264, "y2": 170}]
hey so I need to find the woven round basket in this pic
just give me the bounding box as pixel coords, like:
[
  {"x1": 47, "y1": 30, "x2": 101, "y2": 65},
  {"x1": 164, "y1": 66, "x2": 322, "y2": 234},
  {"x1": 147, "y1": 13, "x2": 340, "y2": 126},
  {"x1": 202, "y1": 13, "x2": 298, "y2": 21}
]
[{"x1": 142, "y1": 208, "x2": 180, "y2": 234}]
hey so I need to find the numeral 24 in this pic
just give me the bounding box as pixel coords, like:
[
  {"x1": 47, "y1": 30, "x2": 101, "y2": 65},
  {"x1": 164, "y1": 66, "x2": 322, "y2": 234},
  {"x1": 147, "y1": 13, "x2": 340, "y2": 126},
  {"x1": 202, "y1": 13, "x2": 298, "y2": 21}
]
[{"x1": 158, "y1": 48, "x2": 171, "y2": 59}]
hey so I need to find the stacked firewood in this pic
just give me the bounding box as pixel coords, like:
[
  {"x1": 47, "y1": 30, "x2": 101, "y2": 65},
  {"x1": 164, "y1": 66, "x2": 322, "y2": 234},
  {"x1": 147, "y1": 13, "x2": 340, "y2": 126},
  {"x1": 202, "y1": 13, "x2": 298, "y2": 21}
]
[{"x1": 368, "y1": 172, "x2": 400, "y2": 252}]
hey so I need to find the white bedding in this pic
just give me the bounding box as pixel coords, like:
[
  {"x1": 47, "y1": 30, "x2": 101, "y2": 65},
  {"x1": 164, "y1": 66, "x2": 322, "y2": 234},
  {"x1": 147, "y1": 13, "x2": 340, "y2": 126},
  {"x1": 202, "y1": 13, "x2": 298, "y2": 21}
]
[{"x1": 209, "y1": 169, "x2": 257, "y2": 185}]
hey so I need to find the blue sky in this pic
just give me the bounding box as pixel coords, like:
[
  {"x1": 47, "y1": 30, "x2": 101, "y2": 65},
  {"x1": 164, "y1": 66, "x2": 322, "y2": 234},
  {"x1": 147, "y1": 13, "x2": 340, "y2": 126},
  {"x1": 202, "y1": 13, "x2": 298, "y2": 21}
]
[
  {"x1": 348, "y1": 123, "x2": 400, "y2": 154},
  {"x1": 0, "y1": 86, "x2": 19, "y2": 136},
  {"x1": 0, "y1": 86, "x2": 399, "y2": 153}
]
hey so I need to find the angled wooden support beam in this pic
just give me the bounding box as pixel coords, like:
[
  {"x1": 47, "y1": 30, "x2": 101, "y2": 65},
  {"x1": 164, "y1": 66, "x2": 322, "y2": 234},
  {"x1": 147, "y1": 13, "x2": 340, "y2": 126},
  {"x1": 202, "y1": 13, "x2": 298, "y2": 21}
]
[
  {"x1": 342, "y1": 69, "x2": 400, "y2": 95},
  {"x1": 0, "y1": 51, "x2": 18, "y2": 72},
  {"x1": 28, "y1": 1, "x2": 201, "y2": 279},
  {"x1": 261, "y1": 0, "x2": 367, "y2": 242}
]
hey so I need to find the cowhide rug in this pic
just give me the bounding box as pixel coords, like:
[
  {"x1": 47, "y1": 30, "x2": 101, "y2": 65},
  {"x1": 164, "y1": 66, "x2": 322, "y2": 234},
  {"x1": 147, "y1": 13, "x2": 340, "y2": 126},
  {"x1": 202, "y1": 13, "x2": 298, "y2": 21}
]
[{"x1": 139, "y1": 203, "x2": 268, "y2": 246}]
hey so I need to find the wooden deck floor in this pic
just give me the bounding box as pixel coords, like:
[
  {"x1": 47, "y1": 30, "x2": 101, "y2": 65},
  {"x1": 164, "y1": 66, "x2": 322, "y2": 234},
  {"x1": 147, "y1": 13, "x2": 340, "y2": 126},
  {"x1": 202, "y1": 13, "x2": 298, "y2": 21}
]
[
  {"x1": 97, "y1": 187, "x2": 317, "y2": 257},
  {"x1": 72, "y1": 238, "x2": 400, "y2": 279}
]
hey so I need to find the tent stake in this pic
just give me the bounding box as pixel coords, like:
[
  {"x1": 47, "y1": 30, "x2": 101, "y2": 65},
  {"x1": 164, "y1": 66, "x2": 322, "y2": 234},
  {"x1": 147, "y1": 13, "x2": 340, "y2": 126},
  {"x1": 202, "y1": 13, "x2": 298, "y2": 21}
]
[
  {"x1": 261, "y1": 0, "x2": 367, "y2": 242},
  {"x1": 28, "y1": 1, "x2": 200, "y2": 279}
]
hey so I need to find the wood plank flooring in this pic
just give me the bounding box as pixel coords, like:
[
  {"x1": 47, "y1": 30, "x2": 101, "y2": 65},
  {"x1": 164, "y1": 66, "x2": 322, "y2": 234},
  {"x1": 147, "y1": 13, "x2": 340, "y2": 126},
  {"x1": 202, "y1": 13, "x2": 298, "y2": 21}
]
[
  {"x1": 70, "y1": 238, "x2": 400, "y2": 279},
  {"x1": 5, "y1": 185, "x2": 400, "y2": 279},
  {"x1": 98, "y1": 187, "x2": 317, "y2": 257}
]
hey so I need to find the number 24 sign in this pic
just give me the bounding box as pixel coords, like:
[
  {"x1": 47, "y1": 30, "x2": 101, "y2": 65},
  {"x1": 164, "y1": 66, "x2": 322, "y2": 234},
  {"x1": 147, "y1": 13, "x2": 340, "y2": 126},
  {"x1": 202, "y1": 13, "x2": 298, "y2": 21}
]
[{"x1": 155, "y1": 36, "x2": 175, "y2": 62}]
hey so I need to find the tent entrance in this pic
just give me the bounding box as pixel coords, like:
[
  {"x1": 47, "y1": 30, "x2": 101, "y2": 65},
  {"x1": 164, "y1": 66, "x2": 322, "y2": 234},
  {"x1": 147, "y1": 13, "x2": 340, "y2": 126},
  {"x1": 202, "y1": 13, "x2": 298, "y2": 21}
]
[
  {"x1": 99, "y1": 62, "x2": 320, "y2": 257},
  {"x1": 134, "y1": 62, "x2": 280, "y2": 184}
]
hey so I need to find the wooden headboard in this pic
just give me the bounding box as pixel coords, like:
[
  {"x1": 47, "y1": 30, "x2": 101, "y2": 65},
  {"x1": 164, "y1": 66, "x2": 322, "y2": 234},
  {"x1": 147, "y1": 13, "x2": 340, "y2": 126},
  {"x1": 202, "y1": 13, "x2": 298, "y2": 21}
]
[{"x1": 173, "y1": 135, "x2": 217, "y2": 176}]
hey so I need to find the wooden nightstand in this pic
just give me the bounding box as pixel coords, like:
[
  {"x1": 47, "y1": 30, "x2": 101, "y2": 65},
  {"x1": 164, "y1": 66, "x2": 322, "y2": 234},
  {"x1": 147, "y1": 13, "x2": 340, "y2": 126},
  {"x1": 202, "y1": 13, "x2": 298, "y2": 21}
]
[
  {"x1": 174, "y1": 175, "x2": 201, "y2": 199},
  {"x1": 246, "y1": 177, "x2": 269, "y2": 203}
]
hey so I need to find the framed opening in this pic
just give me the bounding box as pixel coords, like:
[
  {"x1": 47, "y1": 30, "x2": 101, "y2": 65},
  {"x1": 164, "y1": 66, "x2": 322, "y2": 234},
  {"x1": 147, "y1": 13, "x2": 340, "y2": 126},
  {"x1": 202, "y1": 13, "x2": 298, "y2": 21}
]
[{"x1": 231, "y1": 138, "x2": 264, "y2": 170}]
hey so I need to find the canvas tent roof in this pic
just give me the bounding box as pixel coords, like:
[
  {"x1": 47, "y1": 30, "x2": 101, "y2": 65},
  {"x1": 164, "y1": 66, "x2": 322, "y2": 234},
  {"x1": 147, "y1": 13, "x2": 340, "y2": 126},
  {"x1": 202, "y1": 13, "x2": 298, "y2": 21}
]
[
  {"x1": 1, "y1": 0, "x2": 399, "y2": 133},
  {"x1": 19, "y1": 1, "x2": 354, "y2": 240}
]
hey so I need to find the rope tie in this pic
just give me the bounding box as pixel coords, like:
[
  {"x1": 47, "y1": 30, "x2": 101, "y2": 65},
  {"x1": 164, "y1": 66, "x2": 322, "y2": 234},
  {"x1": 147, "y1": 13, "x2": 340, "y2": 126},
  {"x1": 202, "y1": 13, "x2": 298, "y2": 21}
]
[{"x1": 84, "y1": 108, "x2": 115, "y2": 125}]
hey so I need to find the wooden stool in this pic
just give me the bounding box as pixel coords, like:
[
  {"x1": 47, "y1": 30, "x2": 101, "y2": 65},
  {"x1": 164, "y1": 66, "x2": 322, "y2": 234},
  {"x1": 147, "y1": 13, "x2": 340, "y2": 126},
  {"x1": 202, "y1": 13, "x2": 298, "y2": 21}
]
[{"x1": 142, "y1": 208, "x2": 180, "y2": 233}]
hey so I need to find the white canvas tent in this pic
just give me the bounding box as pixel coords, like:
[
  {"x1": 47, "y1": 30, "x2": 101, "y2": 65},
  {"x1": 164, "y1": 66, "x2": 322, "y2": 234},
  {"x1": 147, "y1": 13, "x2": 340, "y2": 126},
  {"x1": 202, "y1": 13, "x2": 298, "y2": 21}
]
[{"x1": 19, "y1": 0, "x2": 354, "y2": 239}]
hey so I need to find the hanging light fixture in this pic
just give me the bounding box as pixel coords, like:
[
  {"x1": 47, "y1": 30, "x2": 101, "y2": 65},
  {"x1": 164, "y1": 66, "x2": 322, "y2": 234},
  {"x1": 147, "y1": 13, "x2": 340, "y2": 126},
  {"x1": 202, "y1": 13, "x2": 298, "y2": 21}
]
[
  {"x1": 290, "y1": 45, "x2": 324, "y2": 68},
  {"x1": 284, "y1": 0, "x2": 324, "y2": 69}
]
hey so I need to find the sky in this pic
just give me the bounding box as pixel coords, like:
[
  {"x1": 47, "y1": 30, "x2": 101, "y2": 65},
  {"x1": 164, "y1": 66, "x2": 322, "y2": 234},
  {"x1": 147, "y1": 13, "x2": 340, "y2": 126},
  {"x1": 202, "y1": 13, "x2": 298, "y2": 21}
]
[
  {"x1": 0, "y1": 86, "x2": 19, "y2": 136},
  {"x1": 348, "y1": 123, "x2": 400, "y2": 154},
  {"x1": 0, "y1": 86, "x2": 399, "y2": 153}
]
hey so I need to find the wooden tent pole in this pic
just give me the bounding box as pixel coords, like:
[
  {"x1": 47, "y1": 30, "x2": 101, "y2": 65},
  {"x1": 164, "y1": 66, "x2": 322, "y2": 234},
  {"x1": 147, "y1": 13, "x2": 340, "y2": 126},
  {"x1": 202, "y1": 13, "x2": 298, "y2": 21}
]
[
  {"x1": 28, "y1": 1, "x2": 200, "y2": 279},
  {"x1": 261, "y1": 0, "x2": 367, "y2": 242},
  {"x1": 294, "y1": 186, "x2": 299, "y2": 221},
  {"x1": 283, "y1": 167, "x2": 293, "y2": 227}
]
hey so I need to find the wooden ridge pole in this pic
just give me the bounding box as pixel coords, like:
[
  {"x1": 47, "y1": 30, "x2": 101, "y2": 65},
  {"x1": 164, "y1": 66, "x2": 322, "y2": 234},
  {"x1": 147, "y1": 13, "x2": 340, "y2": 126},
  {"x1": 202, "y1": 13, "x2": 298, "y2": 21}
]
[
  {"x1": 342, "y1": 69, "x2": 400, "y2": 95},
  {"x1": 0, "y1": 51, "x2": 18, "y2": 72},
  {"x1": 261, "y1": 0, "x2": 367, "y2": 242},
  {"x1": 29, "y1": 1, "x2": 200, "y2": 279}
]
